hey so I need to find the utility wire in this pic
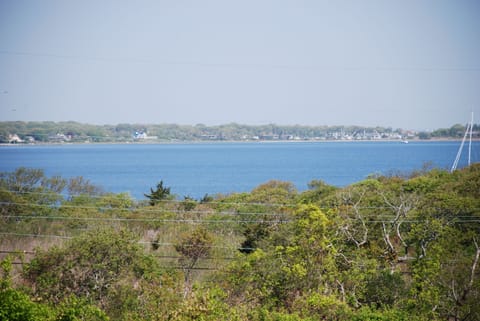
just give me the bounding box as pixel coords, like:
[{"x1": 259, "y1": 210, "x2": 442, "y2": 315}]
[
  {"x1": 3, "y1": 198, "x2": 478, "y2": 212},
  {"x1": 0, "y1": 201, "x2": 291, "y2": 217},
  {"x1": 2, "y1": 215, "x2": 289, "y2": 223},
  {"x1": 1, "y1": 214, "x2": 479, "y2": 226},
  {"x1": 2, "y1": 213, "x2": 479, "y2": 223},
  {"x1": 1, "y1": 202, "x2": 478, "y2": 222},
  {"x1": 0, "y1": 250, "x2": 235, "y2": 260},
  {"x1": 0, "y1": 233, "x2": 252, "y2": 251},
  {"x1": 1, "y1": 50, "x2": 480, "y2": 72},
  {"x1": 6, "y1": 190, "x2": 299, "y2": 207},
  {"x1": 0, "y1": 232, "x2": 71, "y2": 239}
]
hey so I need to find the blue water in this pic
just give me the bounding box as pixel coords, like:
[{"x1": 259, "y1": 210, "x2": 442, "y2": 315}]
[{"x1": 0, "y1": 141, "x2": 478, "y2": 200}]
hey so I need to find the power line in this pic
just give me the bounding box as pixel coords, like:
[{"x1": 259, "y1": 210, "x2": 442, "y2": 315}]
[
  {"x1": 1, "y1": 214, "x2": 479, "y2": 227},
  {"x1": 0, "y1": 250, "x2": 35, "y2": 254},
  {"x1": 1, "y1": 50, "x2": 480, "y2": 73},
  {"x1": 2, "y1": 214, "x2": 291, "y2": 224},
  {"x1": 5, "y1": 261, "x2": 223, "y2": 270},
  {"x1": 4, "y1": 191, "x2": 299, "y2": 211},
  {"x1": 0, "y1": 233, "x2": 251, "y2": 251},
  {"x1": 4, "y1": 197, "x2": 479, "y2": 212},
  {"x1": 0, "y1": 249, "x2": 234, "y2": 260},
  {"x1": 0, "y1": 232, "x2": 71, "y2": 239},
  {"x1": 0, "y1": 201, "x2": 291, "y2": 217},
  {"x1": 1, "y1": 202, "x2": 478, "y2": 223},
  {"x1": 6, "y1": 190, "x2": 299, "y2": 207}
]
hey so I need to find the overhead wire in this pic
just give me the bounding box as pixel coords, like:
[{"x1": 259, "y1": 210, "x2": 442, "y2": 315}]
[
  {"x1": 5, "y1": 190, "x2": 300, "y2": 207},
  {"x1": 1, "y1": 214, "x2": 479, "y2": 225},
  {"x1": 0, "y1": 201, "x2": 292, "y2": 217},
  {"x1": 0, "y1": 232, "x2": 255, "y2": 262},
  {"x1": 2, "y1": 49, "x2": 480, "y2": 72},
  {"x1": 2, "y1": 215, "x2": 290, "y2": 224},
  {"x1": 2, "y1": 195, "x2": 479, "y2": 212},
  {"x1": 0, "y1": 249, "x2": 235, "y2": 261},
  {"x1": 0, "y1": 199, "x2": 478, "y2": 223},
  {"x1": 0, "y1": 233, "x2": 246, "y2": 249}
]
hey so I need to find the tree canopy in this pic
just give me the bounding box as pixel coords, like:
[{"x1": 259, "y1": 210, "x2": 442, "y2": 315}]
[{"x1": 0, "y1": 164, "x2": 479, "y2": 320}]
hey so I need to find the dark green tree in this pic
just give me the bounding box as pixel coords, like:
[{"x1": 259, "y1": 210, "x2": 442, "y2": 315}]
[{"x1": 144, "y1": 180, "x2": 172, "y2": 205}]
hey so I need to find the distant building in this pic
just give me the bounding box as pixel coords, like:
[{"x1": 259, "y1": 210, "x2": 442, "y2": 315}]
[
  {"x1": 200, "y1": 134, "x2": 218, "y2": 140},
  {"x1": 133, "y1": 131, "x2": 158, "y2": 140},
  {"x1": 8, "y1": 134, "x2": 23, "y2": 143},
  {"x1": 48, "y1": 133, "x2": 71, "y2": 142},
  {"x1": 259, "y1": 134, "x2": 279, "y2": 140},
  {"x1": 133, "y1": 131, "x2": 147, "y2": 139}
]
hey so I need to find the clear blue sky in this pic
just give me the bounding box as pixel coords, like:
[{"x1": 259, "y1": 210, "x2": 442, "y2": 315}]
[{"x1": 0, "y1": 0, "x2": 479, "y2": 129}]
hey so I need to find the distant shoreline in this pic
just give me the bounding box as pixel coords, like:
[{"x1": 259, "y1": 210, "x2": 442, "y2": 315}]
[{"x1": 1, "y1": 137, "x2": 478, "y2": 147}]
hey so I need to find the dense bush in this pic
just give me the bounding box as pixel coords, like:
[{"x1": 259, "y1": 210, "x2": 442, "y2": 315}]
[{"x1": 0, "y1": 164, "x2": 479, "y2": 320}]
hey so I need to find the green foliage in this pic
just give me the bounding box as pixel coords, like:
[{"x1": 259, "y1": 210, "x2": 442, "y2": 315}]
[
  {"x1": 55, "y1": 296, "x2": 109, "y2": 321},
  {"x1": 0, "y1": 257, "x2": 54, "y2": 321},
  {"x1": 239, "y1": 222, "x2": 271, "y2": 254},
  {"x1": 200, "y1": 193, "x2": 214, "y2": 203},
  {"x1": 0, "y1": 285, "x2": 55, "y2": 321},
  {"x1": 431, "y1": 123, "x2": 469, "y2": 138},
  {"x1": 181, "y1": 195, "x2": 197, "y2": 211},
  {"x1": 248, "y1": 308, "x2": 315, "y2": 321},
  {"x1": 97, "y1": 192, "x2": 133, "y2": 209},
  {"x1": 67, "y1": 176, "x2": 103, "y2": 197},
  {"x1": 0, "y1": 167, "x2": 103, "y2": 206},
  {"x1": 222, "y1": 248, "x2": 277, "y2": 306},
  {"x1": 249, "y1": 180, "x2": 297, "y2": 204},
  {"x1": 294, "y1": 293, "x2": 351, "y2": 320},
  {"x1": 1, "y1": 257, "x2": 108, "y2": 321},
  {"x1": 217, "y1": 180, "x2": 297, "y2": 255},
  {"x1": 24, "y1": 228, "x2": 164, "y2": 307},
  {"x1": 298, "y1": 179, "x2": 337, "y2": 204},
  {"x1": 0, "y1": 167, "x2": 45, "y2": 192},
  {"x1": 175, "y1": 227, "x2": 214, "y2": 263},
  {"x1": 1, "y1": 165, "x2": 479, "y2": 320},
  {"x1": 351, "y1": 306, "x2": 422, "y2": 321},
  {"x1": 223, "y1": 205, "x2": 338, "y2": 309},
  {"x1": 144, "y1": 180, "x2": 172, "y2": 205},
  {"x1": 175, "y1": 227, "x2": 214, "y2": 297},
  {"x1": 171, "y1": 287, "x2": 241, "y2": 321},
  {"x1": 0, "y1": 121, "x2": 425, "y2": 142},
  {"x1": 417, "y1": 131, "x2": 431, "y2": 139},
  {"x1": 363, "y1": 270, "x2": 406, "y2": 308}
]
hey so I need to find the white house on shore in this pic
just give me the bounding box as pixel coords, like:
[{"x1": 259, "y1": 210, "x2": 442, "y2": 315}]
[{"x1": 8, "y1": 134, "x2": 23, "y2": 143}]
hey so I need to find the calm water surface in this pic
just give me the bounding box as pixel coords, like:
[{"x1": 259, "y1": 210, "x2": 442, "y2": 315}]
[{"x1": 0, "y1": 141, "x2": 478, "y2": 199}]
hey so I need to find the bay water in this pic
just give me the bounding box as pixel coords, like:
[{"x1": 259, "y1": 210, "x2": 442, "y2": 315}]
[{"x1": 0, "y1": 141, "x2": 478, "y2": 200}]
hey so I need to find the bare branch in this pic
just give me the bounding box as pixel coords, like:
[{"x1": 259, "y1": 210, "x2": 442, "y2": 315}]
[
  {"x1": 396, "y1": 220, "x2": 408, "y2": 249},
  {"x1": 352, "y1": 202, "x2": 368, "y2": 247},
  {"x1": 382, "y1": 222, "x2": 395, "y2": 254},
  {"x1": 468, "y1": 238, "x2": 480, "y2": 291},
  {"x1": 451, "y1": 280, "x2": 458, "y2": 302}
]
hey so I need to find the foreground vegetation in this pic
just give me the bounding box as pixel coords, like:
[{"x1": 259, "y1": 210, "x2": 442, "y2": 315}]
[
  {"x1": 1, "y1": 121, "x2": 478, "y2": 143},
  {"x1": 1, "y1": 164, "x2": 479, "y2": 320}
]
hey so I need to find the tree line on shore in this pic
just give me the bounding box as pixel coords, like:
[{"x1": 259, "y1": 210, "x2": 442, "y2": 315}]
[
  {"x1": 1, "y1": 121, "x2": 478, "y2": 143},
  {"x1": 0, "y1": 164, "x2": 479, "y2": 320}
]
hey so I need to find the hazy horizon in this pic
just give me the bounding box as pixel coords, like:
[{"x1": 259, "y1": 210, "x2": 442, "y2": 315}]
[{"x1": 1, "y1": 1, "x2": 479, "y2": 130}]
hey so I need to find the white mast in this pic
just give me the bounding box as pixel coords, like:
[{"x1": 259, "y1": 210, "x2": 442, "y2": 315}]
[
  {"x1": 451, "y1": 112, "x2": 474, "y2": 172},
  {"x1": 468, "y1": 111, "x2": 473, "y2": 166}
]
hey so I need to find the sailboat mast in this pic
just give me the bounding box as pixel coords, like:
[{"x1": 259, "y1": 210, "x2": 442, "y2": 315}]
[
  {"x1": 451, "y1": 112, "x2": 474, "y2": 172},
  {"x1": 468, "y1": 111, "x2": 473, "y2": 166}
]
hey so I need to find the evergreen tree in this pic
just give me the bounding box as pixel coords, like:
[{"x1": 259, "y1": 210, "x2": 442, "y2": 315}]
[{"x1": 144, "y1": 180, "x2": 171, "y2": 205}]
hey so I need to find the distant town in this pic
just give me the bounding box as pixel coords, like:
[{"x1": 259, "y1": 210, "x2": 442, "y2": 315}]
[{"x1": 1, "y1": 121, "x2": 478, "y2": 144}]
